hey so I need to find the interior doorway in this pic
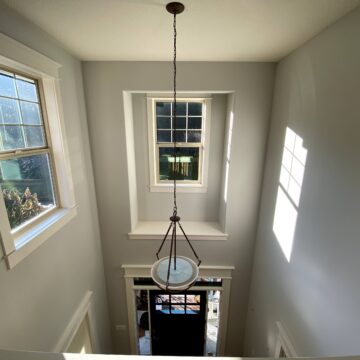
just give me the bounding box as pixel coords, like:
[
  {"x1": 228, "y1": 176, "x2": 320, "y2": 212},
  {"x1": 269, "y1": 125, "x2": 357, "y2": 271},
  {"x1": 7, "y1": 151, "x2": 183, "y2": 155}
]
[{"x1": 150, "y1": 290, "x2": 206, "y2": 355}]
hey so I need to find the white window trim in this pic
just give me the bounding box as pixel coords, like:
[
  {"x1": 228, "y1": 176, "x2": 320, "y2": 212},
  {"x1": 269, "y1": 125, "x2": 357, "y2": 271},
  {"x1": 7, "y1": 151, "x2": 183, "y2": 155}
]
[
  {"x1": 147, "y1": 96, "x2": 211, "y2": 193},
  {"x1": 0, "y1": 33, "x2": 77, "y2": 269}
]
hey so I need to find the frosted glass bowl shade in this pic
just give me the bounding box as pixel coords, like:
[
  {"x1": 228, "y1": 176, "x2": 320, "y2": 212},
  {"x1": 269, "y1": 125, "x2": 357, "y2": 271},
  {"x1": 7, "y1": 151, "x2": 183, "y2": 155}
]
[{"x1": 151, "y1": 255, "x2": 199, "y2": 291}]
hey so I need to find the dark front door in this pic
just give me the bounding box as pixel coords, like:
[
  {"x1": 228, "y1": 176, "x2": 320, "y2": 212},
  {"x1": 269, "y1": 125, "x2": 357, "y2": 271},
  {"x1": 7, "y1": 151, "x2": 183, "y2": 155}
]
[{"x1": 149, "y1": 290, "x2": 206, "y2": 355}]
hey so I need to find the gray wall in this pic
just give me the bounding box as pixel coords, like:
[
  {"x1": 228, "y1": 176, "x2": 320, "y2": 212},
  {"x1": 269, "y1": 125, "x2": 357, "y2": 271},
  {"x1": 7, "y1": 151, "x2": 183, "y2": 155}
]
[
  {"x1": 132, "y1": 93, "x2": 227, "y2": 221},
  {"x1": 0, "y1": 2, "x2": 111, "y2": 353},
  {"x1": 244, "y1": 6, "x2": 360, "y2": 357},
  {"x1": 82, "y1": 61, "x2": 275, "y2": 355}
]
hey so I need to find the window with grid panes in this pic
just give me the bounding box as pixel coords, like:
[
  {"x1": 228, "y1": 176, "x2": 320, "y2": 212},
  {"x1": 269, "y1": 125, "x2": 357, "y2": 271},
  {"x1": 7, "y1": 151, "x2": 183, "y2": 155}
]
[
  {"x1": 0, "y1": 68, "x2": 57, "y2": 230},
  {"x1": 155, "y1": 100, "x2": 204, "y2": 183}
]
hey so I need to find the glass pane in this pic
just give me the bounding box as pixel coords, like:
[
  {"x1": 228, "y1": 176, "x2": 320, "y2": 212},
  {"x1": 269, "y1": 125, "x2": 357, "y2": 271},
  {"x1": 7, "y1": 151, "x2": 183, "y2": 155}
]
[
  {"x1": 188, "y1": 130, "x2": 201, "y2": 143},
  {"x1": 135, "y1": 290, "x2": 150, "y2": 355},
  {"x1": 186, "y1": 305, "x2": 200, "y2": 314},
  {"x1": 159, "y1": 147, "x2": 199, "y2": 181},
  {"x1": 156, "y1": 102, "x2": 171, "y2": 116},
  {"x1": 157, "y1": 116, "x2": 171, "y2": 129},
  {"x1": 172, "y1": 116, "x2": 186, "y2": 129},
  {"x1": 155, "y1": 295, "x2": 170, "y2": 304},
  {"x1": 173, "y1": 102, "x2": 186, "y2": 116},
  {"x1": 0, "y1": 125, "x2": 25, "y2": 151},
  {"x1": 157, "y1": 130, "x2": 171, "y2": 143},
  {"x1": 20, "y1": 101, "x2": 41, "y2": 125},
  {"x1": 173, "y1": 130, "x2": 186, "y2": 142},
  {"x1": 15, "y1": 78, "x2": 38, "y2": 102},
  {"x1": 0, "y1": 72, "x2": 17, "y2": 98},
  {"x1": 188, "y1": 117, "x2": 202, "y2": 129},
  {"x1": 0, "y1": 153, "x2": 56, "y2": 229},
  {"x1": 156, "y1": 304, "x2": 170, "y2": 314},
  {"x1": 24, "y1": 126, "x2": 46, "y2": 148},
  {"x1": 171, "y1": 305, "x2": 185, "y2": 314},
  {"x1": 186, "y1": 295, "x2": 201, "y2": 303},
  {"x1": 0, "y1": 98, "x2": 21, "y2": 124},
  {"x1": 188, "y1": 102, "x2": 202, "y2": 116},
  {"x1": 206, "y1": 290, "x2": 220, "y2": 355},
  {"x1": 171, "y1": 294, "x2": 185, "y2": 303}
]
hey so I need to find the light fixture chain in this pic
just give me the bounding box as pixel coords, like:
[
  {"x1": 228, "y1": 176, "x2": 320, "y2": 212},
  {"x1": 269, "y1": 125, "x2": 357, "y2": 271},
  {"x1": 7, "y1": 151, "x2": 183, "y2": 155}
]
[
  {"x1": 173, "y1": 12, "x2": 177, "y2": 214},
  {"x1": 152, "y1": 3, "x2": 201, "y2": 293}
]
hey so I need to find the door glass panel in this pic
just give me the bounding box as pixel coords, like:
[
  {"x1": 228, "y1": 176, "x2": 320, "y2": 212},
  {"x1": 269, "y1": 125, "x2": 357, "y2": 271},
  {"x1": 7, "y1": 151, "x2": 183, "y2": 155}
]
[
  {"x1": 155, "y1": 294, "x2": 169, "y2": 304},
  {"x1": 171, "y1": 305, "x2": 185, "y2": 314},
  {"x1": 206, "y1": 290, "x2": 221, "y2": 356},
  {"x1": 186, "y1": 305, "x2": 200, "y2": 314},
  {"x1": 187, "y1": 294, "x2": 201, "y2": 303},
  {"x1": 171, "y1": 294, "x2": 185, "y2": 303},
  {"x1": 135, "y1": 290, "x2": 151, "y2": 355}
]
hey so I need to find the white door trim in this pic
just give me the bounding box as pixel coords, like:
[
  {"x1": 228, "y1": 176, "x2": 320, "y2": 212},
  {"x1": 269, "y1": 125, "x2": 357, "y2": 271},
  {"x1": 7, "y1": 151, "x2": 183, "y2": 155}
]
[{"x1": 122, "y1": 265, "x2": 234, "y2": 356}]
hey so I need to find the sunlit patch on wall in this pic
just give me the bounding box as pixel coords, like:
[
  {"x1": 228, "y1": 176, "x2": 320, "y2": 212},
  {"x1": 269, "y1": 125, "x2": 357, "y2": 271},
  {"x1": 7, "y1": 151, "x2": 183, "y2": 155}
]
[
  {"x1": 224, "y1": 111, "x2": 234, "y2": 203},
  {"x1": 273, "y1": 127, "x2": 307, "y2": 262}
]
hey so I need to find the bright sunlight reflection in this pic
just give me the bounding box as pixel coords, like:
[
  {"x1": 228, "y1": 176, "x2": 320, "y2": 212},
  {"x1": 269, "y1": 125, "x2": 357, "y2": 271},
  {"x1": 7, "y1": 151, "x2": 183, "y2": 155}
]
[
  {"x1": 273, "y1": 127, "x2": 308, "y2": 262},
  {"x1": 224, "y1": 111, "x2": 234, "y2": 203}
]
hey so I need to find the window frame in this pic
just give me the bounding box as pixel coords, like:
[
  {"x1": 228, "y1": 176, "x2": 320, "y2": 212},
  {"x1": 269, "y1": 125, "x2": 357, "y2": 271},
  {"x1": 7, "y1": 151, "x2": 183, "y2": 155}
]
[
  {"x1": 0, "y1": 33, "x2": 77, "y2": 269},
  {"x1": 0, "y1": 66, "x2": 60, "y2": 228},
  {"x1": 147, "y1": 96, "x2": 211, "y2": 193}
]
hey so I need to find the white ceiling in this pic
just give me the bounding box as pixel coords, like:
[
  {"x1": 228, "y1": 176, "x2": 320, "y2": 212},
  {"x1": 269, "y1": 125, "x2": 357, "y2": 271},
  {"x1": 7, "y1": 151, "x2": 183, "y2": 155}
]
[{"x1": 2, "y1": 0, "x2": 360, "y2": 61}]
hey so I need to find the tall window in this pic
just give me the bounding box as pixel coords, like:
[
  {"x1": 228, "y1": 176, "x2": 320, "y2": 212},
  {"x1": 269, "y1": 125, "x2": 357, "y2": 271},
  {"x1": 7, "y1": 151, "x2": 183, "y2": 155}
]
[
  {"x1": 0, "y1": 68, "x2": 57, "y2": 231},
  {"x1": 148, "y1": 97, "x2": 211, "y2": 191}
]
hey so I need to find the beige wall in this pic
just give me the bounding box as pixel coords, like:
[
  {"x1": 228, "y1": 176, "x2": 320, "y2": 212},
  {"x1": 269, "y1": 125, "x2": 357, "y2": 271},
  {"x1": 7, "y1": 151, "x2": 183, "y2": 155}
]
[
  {"x1": 244, "y1": 6, "x2": 360, "y2": 357},
  {"x1": 82, "y1": 61, "x2": 275, "y2": 355},
  {"x1": 0, "y1": 2, "x2": 111, "y2": 353}
]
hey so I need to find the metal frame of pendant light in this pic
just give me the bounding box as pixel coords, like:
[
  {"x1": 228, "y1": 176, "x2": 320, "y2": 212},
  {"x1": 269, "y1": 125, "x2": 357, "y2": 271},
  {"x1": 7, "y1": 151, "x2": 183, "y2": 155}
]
[{"x1": 151, "y1": 2, "x2": 201, "y2": 292}]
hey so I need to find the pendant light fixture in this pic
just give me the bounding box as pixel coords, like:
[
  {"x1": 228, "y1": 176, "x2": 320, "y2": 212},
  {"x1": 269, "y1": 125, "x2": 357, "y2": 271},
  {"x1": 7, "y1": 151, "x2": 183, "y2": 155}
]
[{"x1": 151, "y1": 2, "x2": 201, "y2": 292}]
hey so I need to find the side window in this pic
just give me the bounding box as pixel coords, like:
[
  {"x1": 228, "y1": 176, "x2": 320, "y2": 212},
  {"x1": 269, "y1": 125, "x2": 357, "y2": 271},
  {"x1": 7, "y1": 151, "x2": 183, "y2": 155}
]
[
  {"x1": 0, "y1": 32, "x2": 77, "y2": 269},
  {"x1": 0, "y1": 69, "x2": 57, "y2": 231}
]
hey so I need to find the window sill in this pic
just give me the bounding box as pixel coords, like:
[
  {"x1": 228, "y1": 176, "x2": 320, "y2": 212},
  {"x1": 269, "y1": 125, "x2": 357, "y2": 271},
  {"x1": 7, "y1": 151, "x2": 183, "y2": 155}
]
[
  {"x1": 149, "y1": 184, "x2": 208, "y2": 193},
  {"x1": 5, "y1": 207, "x2": 77, "y2": 269},
  {"x1": 128, "y1": 221, "x2": 228, "y2": 240}
]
